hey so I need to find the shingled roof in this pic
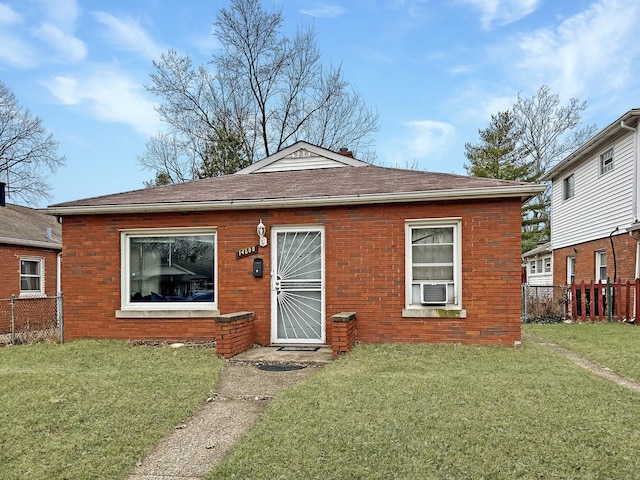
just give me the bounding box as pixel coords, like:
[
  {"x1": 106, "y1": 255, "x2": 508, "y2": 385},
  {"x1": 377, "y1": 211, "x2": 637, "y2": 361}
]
[
  {"x1": 0, "y1": 204, "x2": 62, "y2": 250},
  {"x1": 47, "y1": 142, "x2": 545, "y2": 215}
]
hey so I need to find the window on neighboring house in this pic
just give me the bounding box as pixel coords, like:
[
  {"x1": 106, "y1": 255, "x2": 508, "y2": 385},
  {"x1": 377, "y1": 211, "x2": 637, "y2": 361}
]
[
  {"x1": 528, "y1": 256, "x2": 551, "y2": 276},
  {"x1": 567, "y1": 256, "x2": 575, "y2": 284},
  {"x1": 563, "y1": 174, "x2": 575, "y2": 200},
  {"x1": 595, "y1": 251, "x2": 607, "y2": 282},
  {"x1": 121, "y1": 229, "x2": 216, "y2": 310},
  {"x1": 600, "y1": 147, "x2": 613, "y2": 175},
  {"x1": 20, "y1": 258, "x2": 44, "y2": 296},
  {"x1": 406, "y1": 219, "x2": 461, "y2": 309}
]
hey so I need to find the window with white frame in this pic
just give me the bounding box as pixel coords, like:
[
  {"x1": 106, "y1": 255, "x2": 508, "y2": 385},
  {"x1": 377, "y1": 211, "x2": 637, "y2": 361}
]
[
  {"x1": 20, "y1": 258, "x2": 44, "y2": 296},
  {"x1": 567, "y1": 256, "x2": 575, "y2": 284},
  {"x1": 121, "y1": 229, "x2": 216, "y2": 310},
  {"x1": 599, "y1": 147, "x2": 613, "y2": 175},
  {"x1": 406, "y1": 219, "x2": 461, "y2": 308},
  {"x1": 528, "y1": 256, "x2": 551, "y2": 276},
  {"x1": 595, "y1": 250, "x2": 607, "y2": 282},
  {"x1": 563, "y1": 173, "x2": 575, "y2": 200}
]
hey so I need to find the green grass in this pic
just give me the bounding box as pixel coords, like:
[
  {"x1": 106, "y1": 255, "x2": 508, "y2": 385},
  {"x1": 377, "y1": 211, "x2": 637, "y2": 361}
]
[
  {"x1": 208, "y1": 342, "x2": 640, "y2": 480},
  {"x1": 0, "y1": 340, "x2": 224, "y2": 480},
  {"x1": 524, "y1": 322, "x2": 640, "y2": 382}
]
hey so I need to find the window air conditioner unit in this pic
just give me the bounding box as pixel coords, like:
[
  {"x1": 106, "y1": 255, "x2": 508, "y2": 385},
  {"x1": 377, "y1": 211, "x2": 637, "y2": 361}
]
[{"x1": 420, "y1": 283, "x2": 448, "y2": 305}]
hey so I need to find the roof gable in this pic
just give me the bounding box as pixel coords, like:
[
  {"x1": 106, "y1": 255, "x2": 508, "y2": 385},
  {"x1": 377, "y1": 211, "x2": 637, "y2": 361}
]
[
  {"x1": 236, "y1": 141, "x2": 368, "y2": 174},
  {"x1": 543, "y1": 108, "x2": 640, "y2": 181}
]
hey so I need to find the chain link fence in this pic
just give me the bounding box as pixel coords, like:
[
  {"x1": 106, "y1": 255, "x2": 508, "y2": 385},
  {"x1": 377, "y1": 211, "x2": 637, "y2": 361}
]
[
  {"x1": 0, "y1": 294, "x2": 63, "y2": 345},
  {"x1": 521, "y1": 285, "x2": 568, "y2": 323}
]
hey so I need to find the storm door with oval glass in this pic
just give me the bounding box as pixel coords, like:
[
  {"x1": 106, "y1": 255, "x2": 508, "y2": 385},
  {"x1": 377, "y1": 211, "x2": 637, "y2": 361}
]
[{"x1": 271, "y1": 227, "x2": 325, "y2": 344}]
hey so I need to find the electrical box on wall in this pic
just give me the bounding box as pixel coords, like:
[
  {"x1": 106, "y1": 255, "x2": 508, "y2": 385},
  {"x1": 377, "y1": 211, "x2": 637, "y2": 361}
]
[{"x1": 253, "y1": 258, "x2": 263, "y2": 278}]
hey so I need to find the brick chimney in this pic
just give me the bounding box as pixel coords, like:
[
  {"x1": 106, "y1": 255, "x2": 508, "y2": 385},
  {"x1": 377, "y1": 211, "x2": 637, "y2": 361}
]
[
  {"x1": 0, "y1": 182, "x2": 5, "y2": 207},
  {"x1": 338, "y1": 147, "x2": 354, "y2": 158}
]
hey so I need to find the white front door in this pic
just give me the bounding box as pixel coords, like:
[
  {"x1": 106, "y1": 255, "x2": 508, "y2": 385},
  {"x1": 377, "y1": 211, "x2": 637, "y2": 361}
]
[{"x1": 271, "y1": 227, "x2": 325, "y2": 344}]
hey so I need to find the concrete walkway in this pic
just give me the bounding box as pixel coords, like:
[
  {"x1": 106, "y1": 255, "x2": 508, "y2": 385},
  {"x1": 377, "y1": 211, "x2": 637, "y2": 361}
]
[
  {"x1": 128, "y1": 347, "x2": 333, "y2": 480},
  {"x1": 523, "y1": 332, "x2": 640, "y2": 393}
]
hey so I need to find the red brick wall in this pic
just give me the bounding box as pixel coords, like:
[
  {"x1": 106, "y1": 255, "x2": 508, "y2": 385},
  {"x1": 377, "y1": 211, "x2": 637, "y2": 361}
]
[
  {"x1": 0, "y1": 244, "x2": 60, "y2": 333},
  {"x1": 553, "y1": 234, "x2": 638, "y2": 285},
  {"x1": 332, "y1": 312, "x2": 357, "y2": 357},
  {"x1": 0, "y1": 245, "x2": 59, "y2": 299},
  {"x1": 61, "y1": 198, "x2": 523, "y2": 346}
]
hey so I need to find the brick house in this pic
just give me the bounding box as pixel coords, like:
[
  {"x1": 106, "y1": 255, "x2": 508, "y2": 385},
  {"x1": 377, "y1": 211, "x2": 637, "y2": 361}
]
[
  {"x1": 542, "y1": 109, "x2": 640, "y2": 286},
  {"x1": 0, "y1": 183, "x2": 62, "y2": 333},
  {"x1": 47, "y1": 142, "x2": 544, "y2": 357},
  {"x1": 0, "y1": 183, "x2": 62, "y2": 299}
]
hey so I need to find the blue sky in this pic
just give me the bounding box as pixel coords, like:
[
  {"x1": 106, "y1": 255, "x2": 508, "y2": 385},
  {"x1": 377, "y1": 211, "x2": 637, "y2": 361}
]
[{"x1": 1, "y1": 0, "x2": 640, "y2": 206}]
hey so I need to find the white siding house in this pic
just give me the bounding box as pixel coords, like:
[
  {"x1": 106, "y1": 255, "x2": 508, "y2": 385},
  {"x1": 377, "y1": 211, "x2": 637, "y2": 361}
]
[
  {"x1": 543, "y1": 109, "x2": 640, "y2": 284},
  {"x1": 522, "y1": 242, "x2": 553, "y2": 286}
]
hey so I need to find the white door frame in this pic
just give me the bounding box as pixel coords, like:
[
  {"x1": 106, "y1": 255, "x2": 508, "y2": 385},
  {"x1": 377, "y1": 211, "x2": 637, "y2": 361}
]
[{"x1": 270, "y1": 225, "x2": 325, "y2": 344}]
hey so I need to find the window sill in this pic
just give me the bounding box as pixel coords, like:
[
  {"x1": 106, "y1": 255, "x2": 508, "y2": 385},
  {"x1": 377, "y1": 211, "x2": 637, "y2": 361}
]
[
  {"x1": 116, "y1": 309, "x2": 220, "y2": 319},
  {"x1": 402, "y1": 307, "x2": 467, "y2": 319},
  {"x1": 19, "y1": 292, "x2": 46, "y2": 298}
]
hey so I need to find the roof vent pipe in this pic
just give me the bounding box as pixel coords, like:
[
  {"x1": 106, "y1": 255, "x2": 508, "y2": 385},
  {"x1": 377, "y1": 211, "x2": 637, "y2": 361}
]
[{"x1": 0, "y1": 182, "x2": 5, "y2": 207}]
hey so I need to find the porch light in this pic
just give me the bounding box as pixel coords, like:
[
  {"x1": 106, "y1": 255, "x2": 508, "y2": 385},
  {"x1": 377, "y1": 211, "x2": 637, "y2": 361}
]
[{"x1": 257, "y1": 219, "x2": 267, "y2": 247}]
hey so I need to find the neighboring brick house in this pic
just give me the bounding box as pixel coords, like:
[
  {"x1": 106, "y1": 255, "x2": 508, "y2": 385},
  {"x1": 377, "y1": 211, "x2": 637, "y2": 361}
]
[
  {"x1": 542, "y1": 110, "x2": 640, "y2": 286},
  {"x1": 47, "y1": 141, "x2": 544, "y2": 357},
  {"x1": 0, "y1": 183, "x2": 62, "y2": 333},
  {"x1": 0, "y1": 183, "x2": 62, "y2": 298}
]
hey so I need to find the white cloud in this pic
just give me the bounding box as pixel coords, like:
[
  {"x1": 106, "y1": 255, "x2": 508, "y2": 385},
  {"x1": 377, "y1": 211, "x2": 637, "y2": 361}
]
[
  {"x1": 93, "y1": 12, "x2": 164, "y2": 60},
  {"x1": 516, "y1": 0, "x2": 640, "y2": 99},
  {"x1": 33, "y1": 23, "x2": 87, "y2": 62},
  {"x1": 400, "y1": 120, "x2": 456, "y2": 160},
  {"x1": 461, "y1": 0, "x2": 540, "y2": 29},
  {"x1": 449, "y1": 65, "x2": 474, "y2": 74},
  {"x1": 33, "y1": 0, "x2": 80, "y2": 30},
  {"x1": 46, "y1": 68, "x2": 162, "y2": 136},
  {"x1": 478, "y1": 95, "x2": 516, "y2": 119},
  {"x1": 0, "y1": 3, "x2": 22, "y2": 25},
  {"x1": 0, "y1": 0, "x2": 85, "y2": 67},
  {"x1": 0, "y1": 34, "x2": 36, "y2": 67},
  {"x1": 190, "y1": 27, "x2": 220, "y2": 54},
  {"x1": 300, "y1": 4, "x2": 346, "y2": 18}
]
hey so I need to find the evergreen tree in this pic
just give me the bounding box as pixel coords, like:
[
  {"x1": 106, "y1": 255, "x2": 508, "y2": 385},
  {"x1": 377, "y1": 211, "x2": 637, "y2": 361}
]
[{"x1": 465, "y1": 86, "x2": 597, "y2": 252}]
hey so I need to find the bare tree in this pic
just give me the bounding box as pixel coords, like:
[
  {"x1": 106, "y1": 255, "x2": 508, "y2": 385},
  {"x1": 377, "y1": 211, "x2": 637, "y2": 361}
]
[
  {"x1": 465, "y1": 85, "x2": 597, "y2": 252},
  {"x1": 0, "y1": 80, "x2": 65, "y2": 205},
  {"x1": 138, "y1": 132, "x2": 197, "y2": 186},
  {"x1": 514, "y1": 86, "x2": 597, "y2": 251},
  {"x1": 142, "y1": 0, "x2": 378, "y2": 183},
  {"x1": 513, "y1": 85, "x2": 597, "y2": 179}
]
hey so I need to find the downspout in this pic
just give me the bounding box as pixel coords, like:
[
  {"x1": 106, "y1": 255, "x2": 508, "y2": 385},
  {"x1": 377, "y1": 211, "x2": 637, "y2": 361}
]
[
  {"x1": 621, "y1": 120, "x2": 640, "y2": 280},
  {"x1": 609, "y1": 227, "x2": 618, "y2": 283},
  {"x1": 57, "y1": 252, "x2": 62, "y2": 295},
  {"x1": 621, "y1": 119, "x2": 637, "y2": 221}
]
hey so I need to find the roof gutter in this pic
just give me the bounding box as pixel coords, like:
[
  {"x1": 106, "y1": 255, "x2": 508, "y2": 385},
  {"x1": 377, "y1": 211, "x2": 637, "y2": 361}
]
[
  {"x1": 0, "y1": 236, "x2": 62, "y2": 250},
  {"x1": 46, "y1": 184, "x2": 546, "y2": 216}
]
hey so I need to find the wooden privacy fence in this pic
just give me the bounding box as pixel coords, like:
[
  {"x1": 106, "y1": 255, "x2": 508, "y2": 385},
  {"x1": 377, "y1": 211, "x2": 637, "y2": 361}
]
[{"x1": 569, "y1": 279, "x2": 639, "y2": 322}]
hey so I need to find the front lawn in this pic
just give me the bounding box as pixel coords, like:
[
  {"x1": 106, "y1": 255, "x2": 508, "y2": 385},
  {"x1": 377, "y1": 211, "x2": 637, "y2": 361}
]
[
  {"x1": 0, "y1": 340, "x2": 223, "y2": 480},
  {"x1": 524, "y1": 322, "x2": 640, "y2": 382},
  {"x1": 208, "y1": 341, "x2": 640, "y2": 479}
]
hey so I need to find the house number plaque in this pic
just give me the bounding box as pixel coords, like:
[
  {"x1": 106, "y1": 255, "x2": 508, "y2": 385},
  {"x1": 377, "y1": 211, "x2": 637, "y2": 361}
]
[{"x1": 236, "y1": 245, "x2": 259, "y2": 259}]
